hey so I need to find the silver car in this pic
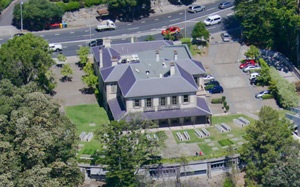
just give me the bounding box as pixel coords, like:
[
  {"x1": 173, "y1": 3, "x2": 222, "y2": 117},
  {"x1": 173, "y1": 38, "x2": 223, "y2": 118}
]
[
  {"x1": 187, "y1": 5, "x2": 205, "y2": 13},
  {"x1": 221, "y1": 32, "x2": 230, "y2": 42}
]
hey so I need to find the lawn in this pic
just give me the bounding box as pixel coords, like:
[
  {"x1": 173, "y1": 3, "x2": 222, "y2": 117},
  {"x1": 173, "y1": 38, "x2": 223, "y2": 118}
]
[
  {"x1": 65, "y1": 104, "x2": 110, "y2": 157},
  {"x1": 172, "y1": 114, "x2": 251, "y2": 156}
]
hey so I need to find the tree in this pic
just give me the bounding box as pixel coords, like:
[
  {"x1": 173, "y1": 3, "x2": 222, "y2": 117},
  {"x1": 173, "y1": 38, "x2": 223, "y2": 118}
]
[
  {"x1": 76, "y1": 46, "x2": 89, "y2": 67},
  {"x1": 240, "y1": 106, "x2": 293, "y2": 185},
  {"x1": 95, "y1": 119, "x2": 165, "y2": 187},
  {"x1": 191, "y1": 22, "x2": 210, "y2": 44},
  {"x1": 262, "y1": 141, "x2": 300, "y2": 187},
  {"x1": 256, "y1": 58, "x2": 270, "y2": 86},
  {"x1": 244, "y1": 45, "x2": 260, "y2": 59},
  {"x1": 0, "y1": 33, "x2": 55, "y2": 91},
  {"x1": 60, "y1": 64, "x2": 73, "y2": 82},
  {"x1": 12, "y1": 0, "x2": 64, "y2": 31},
  {"x1": 269, "y1": 67, "x2": 298, "y2": 108},
  {"x1": 0, "y1": 79, "x2": 84, "y2": 186},
  {"x1": 82, "y1": 62, "x2": 98, "y2": 92}
]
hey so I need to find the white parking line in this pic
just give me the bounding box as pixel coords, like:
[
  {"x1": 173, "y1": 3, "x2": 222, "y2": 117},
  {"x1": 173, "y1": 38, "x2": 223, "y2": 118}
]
[
  {"x1": 155, "y1": 18, "x2": 159, "y2": 21},
  {"x1": 54, "y1": 33, "x2": 60, "y2": 36},
  {"x1": 207, "y1": 26, "x2": 217, "y2": 30},
  {"x1": 179, "y1": 12, "x2": 183, "y2": 15},
  {"x1": 84, "y1": 30, "x2": 89, "y2": 32},
  {"x1": 167, "y1": 15, "x2": 171, "y2": 18},
  {"x1": 70, "y1": 32, "x2": 74, "y2": 34},
  {"x1": 127, "y1": 23, "x2": 132, "y2": 26},
  {"x1": 40, "y1": 35, "x2": 44, "y2": 37},
  {"x1": 141, "y1": 21, "x2": 145, "y2": 23},
  {"x1": 0, "y1": 38, "x2": 3, "y2": 40},
  {"x1": 128, "y1": 27, "x2": 139, "y2": 30},
  {"x1": 83, "y1": 34, "x2": 95, "y2": 37},
  {"x1": 170, "y1": 18, "x2": 180, "y2": 22},
  {"x1": 121, "y1": 38, "x2": 126, "y2": 40},
  {"x1": 227, "y1": 13, "x2": 234, "y2": 16}
]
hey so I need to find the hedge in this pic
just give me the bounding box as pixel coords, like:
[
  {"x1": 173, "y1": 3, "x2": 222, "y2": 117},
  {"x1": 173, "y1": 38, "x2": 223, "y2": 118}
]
[
  {"x1": 84, "y1": 0, "x2": 102, "y2": 7},
  {"x1": 211, "y1": 98, "x2": 222, "y2": 104},
  {"x1": 205, "y1": 85, "x2": 214, "y2": 90},
  {"x1": 63, "y1": 1, "x2": 81, "y2": 12},
  {"x1": 262, "y1": 94, "x2": 274, "y2": 100}
]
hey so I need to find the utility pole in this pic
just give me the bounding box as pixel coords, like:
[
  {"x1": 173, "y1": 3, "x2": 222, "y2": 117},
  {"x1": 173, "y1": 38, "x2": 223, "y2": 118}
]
[{"x1": 20, "y1": 1, "x2": 23, "y2": 32}]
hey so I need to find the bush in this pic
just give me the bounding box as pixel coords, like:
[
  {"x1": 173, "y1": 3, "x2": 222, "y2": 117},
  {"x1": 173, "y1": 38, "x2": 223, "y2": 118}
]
[
  {"x1": 144, "y1": 35, "x2": 155, "y2": 41},
  {"x1": 205, "y1": 85, "x2": 214, "y2": 90},
  {"x1": 64, "y1": 1, "x2": 80, "y2": 12},
  {"x1": 218, "y1": 139, "x2": 234, "y2": 146},
  {"x1": 56, "y1": 2, "x2": 66, "y2": 11},
  {"x1": 222, "y1": 96, "x2": 226, "y2": 103},
  {"x1": 262, "y1": 94, "x2": 274, "y2": 100},
  {"x1": 295, "y1": 81, "x2": 300, "y2": 92},
  {"x1": 211, "y1": 98, "x2": 222, "y2": 104}
]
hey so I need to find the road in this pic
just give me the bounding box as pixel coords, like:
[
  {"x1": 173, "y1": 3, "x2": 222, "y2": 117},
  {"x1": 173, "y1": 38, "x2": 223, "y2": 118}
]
[{"x1": 0, "y1": 1, "x2": 240, "y2": 56}]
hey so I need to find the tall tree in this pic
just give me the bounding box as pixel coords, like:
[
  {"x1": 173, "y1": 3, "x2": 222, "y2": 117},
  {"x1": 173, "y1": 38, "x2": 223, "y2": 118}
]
[
  {"x1": 262, "y1": 141, "x2": 300, "y2": 187},
  {"x1": 0, "y1": 33, "x2": 55, "y2": 92},
  {"x1": 0, "y1": 79, "x2": 84, "y2": 186},
  {"x1": 240, "y1": 106, "x2": 293, "y2": 185},
  {"x1": 95, "y1": 119, "x2": 165, "y2": 187},
  {"x1": 76, "y1": 46, "x2": 89, "y2": 67},
  {"x1": 82, "y1": 62, "x2": 98, "y2": 92},
  {"x1": 61, "y1": 64, "x2": 73, "y2": 81},
  {"x1": 191, "y1": 22, "x2": 210, "y2": 43},
  {"x1": 13, "y1": 0, "x2": 64, "y2": 31}
]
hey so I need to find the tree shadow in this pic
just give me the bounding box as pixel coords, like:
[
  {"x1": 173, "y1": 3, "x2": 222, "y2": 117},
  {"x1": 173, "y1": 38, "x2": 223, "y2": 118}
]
[
  {"x1": 221, "y1": 15, "x2": 242, "y2": 43},
  {"x1": 79, "y1": 87, "x2": 94, "y2": 94},
  {"x1": 60, "y1": 76, "x2": 72, "y2": 82},
  {"x1": 168, "y1": 0, "x2": 196, "y2": 6}
]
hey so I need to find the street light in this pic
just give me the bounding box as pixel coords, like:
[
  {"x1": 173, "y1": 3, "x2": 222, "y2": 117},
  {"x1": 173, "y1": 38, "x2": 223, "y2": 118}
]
[{"x1": 20, "y1": 1, "x2": 23, "y2": 32}]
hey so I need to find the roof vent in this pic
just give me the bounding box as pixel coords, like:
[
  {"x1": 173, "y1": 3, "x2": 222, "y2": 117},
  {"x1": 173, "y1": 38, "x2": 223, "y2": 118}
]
[
  {"x1": 135, "y1": 68, "x2": 140, "y2": 73},
  {"x1": 146, "y1": 71, "x2": 150, "y2": 75}
]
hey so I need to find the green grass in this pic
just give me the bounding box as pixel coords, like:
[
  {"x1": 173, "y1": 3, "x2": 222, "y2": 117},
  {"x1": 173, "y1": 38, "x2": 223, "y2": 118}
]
[
  {"x1": 65, "y1": 104, "x2": 110, "y2": 157},
  {"x1": 211, "y1": 114, "x2": 255, "y2": 125},
  {"x1": 218, "y1": 139, "x2": 234, "y2": 146}
]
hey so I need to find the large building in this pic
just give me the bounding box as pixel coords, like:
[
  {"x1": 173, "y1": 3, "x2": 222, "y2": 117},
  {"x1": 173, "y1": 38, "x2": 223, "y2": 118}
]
[{"x1": 92, "y1": 40, "x2": 211, "y2": 127}]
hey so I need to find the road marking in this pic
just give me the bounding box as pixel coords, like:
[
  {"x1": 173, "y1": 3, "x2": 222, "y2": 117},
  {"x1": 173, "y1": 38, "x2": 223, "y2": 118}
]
[
  {"x1": 136, "y1": 31, "x2": 141, "y2": 33},
  {"x1": 170, "y1": 18, "x2": 180, "y2": 22},
  {"x1": 141, "y1": 21, "x2": 145, "y2": 23},
  {"x1": 207, "y1": 26, "x2": 217, "y2": 30},
  {"x1": 121, "y1": 38, "x2": 126, "y2": 40},
  {"x1": 0, "y1": 38, "x2": 3, "y2": 41},
  {"x1": 83, "y1": 34, "x2": 95, "y2": 37},
  {"x1": 227, "y1": 13, "x2": 234, "y2": 16},
  {"x1": 167, "y1": 15, "x2": 171, "y2": 18},
  {"x1": 206, "y1": 8, "x2": 215, "y2": 11},
  {"x1": 84, "y1": 30, "x2": 89, "y2": 32},
  {"x1": 78, "y1": 45, "x2": 83, "y2": 47},
  {"x1": 151, "y1": 28, "x2": 156, "y2": 30},
  {"x1": 179, "y1": 12, "x2": 183, "y2": 15},
  {"x1": 155, "y1": 18, "x2": 159, "y2": 21},
  {"x1": 40, "y1": 35, "x2": 44, "y2": 37},
  {"x1": 70, "y1": 32, "x2": 75, "y2": 34},
  {"x1": 128, "y1": 27, "x2": 139, "y2": 30},
  {"x1": 54, "y1": 33, "x2": 60, "y2": 36},
  {"x1": 127, "y1": 23, "x2": 132, "y2": 26}
]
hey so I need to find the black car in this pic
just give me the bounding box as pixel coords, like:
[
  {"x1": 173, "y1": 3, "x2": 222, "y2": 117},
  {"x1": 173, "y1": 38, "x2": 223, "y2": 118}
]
[
  {"x1": 208, "y1": 85, "x2": 224, "y2": 94},
  {"x1": 218, "y1": 1, "x2": 233, "y2": 9},
  {"x1": 89, "y1": 39, "x2": 103, "y2": 47},
  {"x1": 204, "y1": 80, "x2": 220, "y2": 86},
  {"x1": 14, "y1": 33, "x2": 25, "y2": 37}
]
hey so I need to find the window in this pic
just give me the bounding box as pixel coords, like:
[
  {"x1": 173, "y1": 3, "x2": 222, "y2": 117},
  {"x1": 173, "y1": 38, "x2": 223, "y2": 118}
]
[
  {"x1": 111, "y1": 84, "x2": 117, "y2": 93},
  {"x1": 160, "y1": 97, "x2": 166, "y2": 106},
  {"x1": 184, "y1": 117, "x2": 191, "y2": 124},
  {"x1": 172, "y1": 96, "x2": 177, "y2": 105},
  {"x1": 146, "y1": 98, "x2": 152, "y2": 108},
  {"x1": 171, "y1": 118, "x2": 179, "y2": 125},
  {"x1": 183, "y1": 95, "x2": 189, "y2": 103},
  {"x1": 134, "y1": 99, "x2": 140, "y2": 107},
  {"x1": 194, "y1": 76, "x2": 198, "y2": 85}
]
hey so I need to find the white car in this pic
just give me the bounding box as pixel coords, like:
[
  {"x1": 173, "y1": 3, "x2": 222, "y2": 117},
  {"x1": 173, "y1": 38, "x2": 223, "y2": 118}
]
[
  {"x1": 249, "y1": 72, "x2": 260, "y2": 80},
  {"x1": 49, "y1": 43, "x2": 62, "y2": 52},
  {"x1": 221, "y1": 32, "x2": 230, "y2": 42},
  {"x1": 243, "y1": 65, "x2": 261, "y2": 72},
  {"x1": 203, "y1": 74, "x2": 215, "y2": 81},
  {"x1": 255, "y1": 90, "x2": 271, "y2": 98}
]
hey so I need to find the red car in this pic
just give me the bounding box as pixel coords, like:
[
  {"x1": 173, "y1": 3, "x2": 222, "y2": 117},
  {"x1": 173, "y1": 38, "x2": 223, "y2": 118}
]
[
  {"x1": 161, "y1": 26, "x2": 181, "y2": 35},
  {"x1": 239, "y1": 59, "x2": 257, "y2": 69}
]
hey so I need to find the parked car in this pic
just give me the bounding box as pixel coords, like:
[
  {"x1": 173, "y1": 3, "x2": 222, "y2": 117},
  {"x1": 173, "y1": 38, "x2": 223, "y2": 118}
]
[
  {"x1": 239, "y1": 59, "x2": 257, "y2": 69},
  {"x1": 203, "y1": 74, "x2": 215, "y2": 81},
  {"x1": 208, "y1": 85, "x2": 224, "y2": 94},
  {"x1": 89, "y1": 39, "x2": 103, "y2": 47},
  {"x1": 243, "y1": 65, "x2": 261, "y2": 72},
  {"x1": 218, "y1": 1, "x2": 234, "y2": 9},
  {"x1": 14, "y1": 33, "x2": 25, "y2": 37},
  {"x1": 204, "y1": 80, "x2": 220, "y2": 86},
  {"x1": 250, "y1": 78, "x2": 258, "y2": 85},
  {"x1": 249, "y1": 72, "x2": 260, "y2": 80},
  {"x1": 49, "y1": 43, "x2": 62, "y2": 52},
  {"x1": 255, "y1": 90, "x2": 271, "y2": 98},
  {"x1": 187, "y1": 5, "x2": 205, "y2": 13},
  {"x1": 161, "y1": 26, "x2": 181, "y2": 35},
  {"x1": 221, "y1": 32, "x2": 230, "y2": 42}
]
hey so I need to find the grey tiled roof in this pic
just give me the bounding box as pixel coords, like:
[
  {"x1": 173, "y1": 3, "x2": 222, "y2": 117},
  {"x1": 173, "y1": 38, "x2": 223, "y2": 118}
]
[
  {"x1": 118, "y1": 66, "x2": 136, "y2": 96},
  {"x1": 175, "y1": 59, "x2": 206, "y2": 75},
  {"x1": 107, "y1": 98, "x2": 126, "y2": 120},
  {"x1": 177, "y1": 64, "x2": 198, "y2": 89},
  {"x1": 196, "y1": 97, "x2": 212, "y2": 115},
  {"x1": 101, "y1": 64, "x2": 129, "y2": 82}
]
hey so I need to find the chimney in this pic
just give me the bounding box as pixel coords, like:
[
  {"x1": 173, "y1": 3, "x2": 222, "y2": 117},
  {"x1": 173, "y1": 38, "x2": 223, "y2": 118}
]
[
  {"x1": 174, "y1": 50, "x2": 178, "y2": 61},
  {"x1": 99, "y1": 48, "x2": 103, "y2": 68},
  {"x1": 156, "y1": 50, "x2": 159, "y2": 62},
  {"x1": 170, "y1": 62, "x2": 175, "y2": 76},
  {"x1": 111, "y1": 56, "x2": 118, "y2": 66}
]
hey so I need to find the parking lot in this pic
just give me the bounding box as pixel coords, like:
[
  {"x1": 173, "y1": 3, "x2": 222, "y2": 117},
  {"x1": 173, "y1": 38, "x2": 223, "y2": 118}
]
[{"x1": 197, "y1": 34, "x2": 283, "y2": 115}]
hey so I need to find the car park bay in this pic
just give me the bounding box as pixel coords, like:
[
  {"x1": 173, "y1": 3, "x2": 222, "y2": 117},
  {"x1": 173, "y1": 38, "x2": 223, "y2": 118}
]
[{"x1": 197, "y1": 34, "x2": 280, "y2": 114}]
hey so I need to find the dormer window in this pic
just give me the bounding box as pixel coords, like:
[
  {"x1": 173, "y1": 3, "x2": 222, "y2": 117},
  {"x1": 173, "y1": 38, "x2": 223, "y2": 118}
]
[{"x1": 183, "y1": 95, "x2": 189, "y2": 103}]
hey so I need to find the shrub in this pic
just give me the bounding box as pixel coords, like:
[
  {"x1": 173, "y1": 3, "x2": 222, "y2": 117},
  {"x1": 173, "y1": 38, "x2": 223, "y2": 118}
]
[
  {"x1": 211, "y1": 98, "x2": 222, "y2": 104},
  {"x1": 225, "y1": 105, "x2": 230, "y2": 112},
  {"x1": 64, "y1": 1, "x2": 80, "y2": 12},
  {"x1": 262, "y1": 94, "x2": 274, "y2": 100},
  {"x1": 222, "y1": 96, "x2": 226, "y2": 103},
  {"x1": 56, "y1": 2, "x2": 66, "y2": 11},
  {"x1": 205, "y1": 85, "x2": 214, "y2": 90},
  {"x1": 295, "y1": 81, "x2": 300, "y2": 92},
  {"x1": 223, "y1": 101, "x2": 227, "y2": 108},
  {"x1": 63, "y1": 0, "x2": 70, "y2": 3},
  {"x1": 144, "y1": 35, "x2": 155, "y2": 41}
]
